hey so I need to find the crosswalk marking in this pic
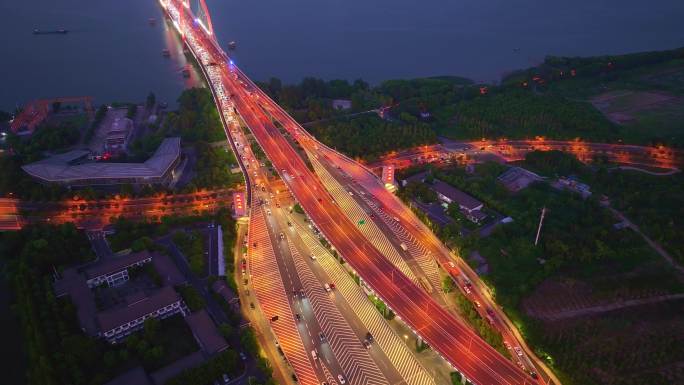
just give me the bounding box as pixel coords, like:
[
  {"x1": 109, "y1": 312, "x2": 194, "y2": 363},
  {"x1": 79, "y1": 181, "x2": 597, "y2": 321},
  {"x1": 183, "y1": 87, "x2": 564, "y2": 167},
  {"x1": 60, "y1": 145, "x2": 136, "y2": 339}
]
[
  {"x1": 309, "y1": 150, "x2": 446, "y2": 299},
  {"x1": 307, "y1": 151, "x2": 418, "y2": 285},
  {"x1": 294, "y1": 221, "x2": 436, "y2": 385},
  {"x1": 287, "y1": 238, "x2": 389, "y2": 385},
  {"x1": 361, "y1": 195, "x2": 444, "y2": 297},
  {"x1": 248, "y1": 205, "x2": 320, "y2": 385}
]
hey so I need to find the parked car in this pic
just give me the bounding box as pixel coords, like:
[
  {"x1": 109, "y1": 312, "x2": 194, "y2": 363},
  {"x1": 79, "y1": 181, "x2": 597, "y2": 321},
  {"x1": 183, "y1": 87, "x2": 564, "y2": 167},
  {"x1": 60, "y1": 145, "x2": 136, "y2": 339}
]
[{"x1": 514, "y1": 346, "x2": 523, "y2": 357}]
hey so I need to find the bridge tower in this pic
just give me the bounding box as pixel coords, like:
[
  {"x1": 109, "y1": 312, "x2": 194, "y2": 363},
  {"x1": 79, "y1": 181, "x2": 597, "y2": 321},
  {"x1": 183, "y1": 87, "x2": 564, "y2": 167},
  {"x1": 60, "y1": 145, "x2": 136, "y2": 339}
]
[{"x1": 194, "y1": 0, "x2": 214, "y2": 36}]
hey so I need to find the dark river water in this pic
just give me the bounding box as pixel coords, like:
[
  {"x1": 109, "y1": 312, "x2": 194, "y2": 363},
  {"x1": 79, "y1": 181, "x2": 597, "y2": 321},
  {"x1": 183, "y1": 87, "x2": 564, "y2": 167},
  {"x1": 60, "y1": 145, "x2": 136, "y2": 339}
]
[{"x1": 2, "y1": 0, "x2": 684, "y2": 110}]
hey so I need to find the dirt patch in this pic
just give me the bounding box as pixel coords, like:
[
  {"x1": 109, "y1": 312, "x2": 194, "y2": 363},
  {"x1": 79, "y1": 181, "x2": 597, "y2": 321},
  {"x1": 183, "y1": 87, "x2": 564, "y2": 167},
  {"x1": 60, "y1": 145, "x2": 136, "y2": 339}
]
[
  {"x1": 530, "y1": 299, "x2": 684, "y2": 385},
  {"x1": 591, "y1": 90, "x2": 680, "y2": 124},
  {"x1": 522, "y1": 274, "x2": 678, "y2": 321}
]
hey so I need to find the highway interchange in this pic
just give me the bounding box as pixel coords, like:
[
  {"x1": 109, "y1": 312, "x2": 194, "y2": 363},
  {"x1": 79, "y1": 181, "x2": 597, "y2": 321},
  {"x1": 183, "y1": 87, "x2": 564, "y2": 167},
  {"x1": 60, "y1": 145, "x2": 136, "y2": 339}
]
[
  {"x1": 1, "y1": 2, "x2": 679, "y2": 385},
  {"x1": 159, "y1": 0, "x2": 544, "y2": 384},
  {"x1": 13, "y1": 1, "x2": 679, "y2": 384}
]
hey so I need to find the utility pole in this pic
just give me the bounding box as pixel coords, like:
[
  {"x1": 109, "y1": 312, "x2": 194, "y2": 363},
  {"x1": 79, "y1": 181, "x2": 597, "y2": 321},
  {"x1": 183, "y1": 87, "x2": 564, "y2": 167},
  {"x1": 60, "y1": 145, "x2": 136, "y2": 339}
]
[{"x1": 535, "y1": 206, "x2": 546, "y2": 246}]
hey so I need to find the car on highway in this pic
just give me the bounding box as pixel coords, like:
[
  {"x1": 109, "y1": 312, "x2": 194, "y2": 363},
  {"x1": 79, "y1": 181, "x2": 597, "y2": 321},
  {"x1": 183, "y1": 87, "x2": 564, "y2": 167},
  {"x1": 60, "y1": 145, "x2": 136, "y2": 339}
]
[
  {"x1": 295, "y1": 313, "x2": 301, "y2": 321},
  {"x1": 329, "y1": 283, "x2": 336, "y2": 290},
  {"x1": 279, "y1": 232, "x2": 285, "y2": 240},
  {"x1": 474, "y1": 300, "x2": 481, "y2": 308},
  {"x1": 311, "y1": 350, "x2": 318, "y2": 360},
  {"x1": 463, "y1": 286, "x2": 472, "y2": 294},
  {"x1": 310, "y1": 254, "x2": 317, "y2": 260},
  {"x1": 337, "y1": 374, "x2": 346, "y2": 384},
  {"x1": 239, "y1": 352, "x2": 247, "y2": 361},
  {"x1": 514, "y1": 346, "x2": 523, "y2": 357},
  {"x1": 504, "y1": 341, "x2": 512, "y2": 350},
  {"x1": 324, "y1": 283, "x2": 331, "y2": 292},
  {"x1": 222, "y1": 373, "x2": 230, "y2": 383},
  {"x1": 319, "y1": 332, "x2": 326, "y2": 342}
]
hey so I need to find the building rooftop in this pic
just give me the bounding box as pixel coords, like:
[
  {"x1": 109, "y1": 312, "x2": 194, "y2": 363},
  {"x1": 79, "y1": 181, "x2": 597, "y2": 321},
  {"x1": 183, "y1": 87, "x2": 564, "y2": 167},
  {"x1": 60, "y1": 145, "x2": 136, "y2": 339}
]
[
  {"x1": 96, "y1": 286, "x2": 181, "y2": 333},
  {"x1": 22, "y1": 137, "x2": 180, "y2": 183},
  {"x1": 84, "y1": 250, "x2": 152, "y2": 281},
  {"x1": 212, "y1": 280, "x2": 237, "y2": 303},
  {"x1": 54, "y1": 267, "x2": 99, "y2": 335},
  {"x1": 108, "y1": 117, "x2": 132, "y2": 133},
  {"x1": 469, "y1": 209, "x2": 488, "y2": 222},
  {"x1": 432, "y1": 180, "x2": 483, "y2": 211},
  {"x1": 151, "y1": 253, "x2": 186, "y2": 286},
  {"x1": 185, "y1": 309, "x2": 228, "y2": 355},
  {"x1": 497, "y1": 166, "x2": 542, "y2": 192},
  {"x1": 401, "y1": 170, "x2": 429, "y2": 186}
]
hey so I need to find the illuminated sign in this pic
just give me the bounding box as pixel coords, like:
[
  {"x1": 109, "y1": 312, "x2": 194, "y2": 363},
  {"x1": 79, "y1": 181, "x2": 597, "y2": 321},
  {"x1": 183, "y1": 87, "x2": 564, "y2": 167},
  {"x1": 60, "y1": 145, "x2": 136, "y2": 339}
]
[
  {"x1": 233, "y1": 192, "x2": 246, "y2": 217},
  {"x1": 382, "y1": 165, "x2": 395, "y2": 186}
]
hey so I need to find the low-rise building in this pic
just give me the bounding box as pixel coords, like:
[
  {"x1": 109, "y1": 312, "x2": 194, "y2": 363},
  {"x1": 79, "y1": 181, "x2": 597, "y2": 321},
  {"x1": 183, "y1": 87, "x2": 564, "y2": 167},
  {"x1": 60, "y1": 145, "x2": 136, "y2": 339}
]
[
  {"x1": 152, "y1": 252, "x2": 187, "y2": 286},
  {"x1": 432, "y1": 180, "x2": 483, "y2": 212},
  {"x1": 402, "y1": 173, "x2": 488, "y2": 224},
  {"x1": 54, "y1": 267, "x2": 99, "y2": 335},
  {"x1": 212, "y1": 280, "x2": 238, "y2": 310},
  {"x1": 23, "y1": 137, "x2": 181, "y2": 187},
  {"x1": 84, "y1": 251, "x2": 153, "y2": 288},
  {"x1": 400, "y1": 170, "x2": 429, "y2": 187},
  {"x1": 468, "y1": 209, "x2": 488, "y2": 224},
  {"x1": 431, "y1": 180, "x2": 488, "y2": 223},
  {"x1": 185, "y1": 309, "x2": 228, "y2": 355},
  {"x1": 96, "y1": 286, "x2": 186, "y2": 342},
  {"x1": 558, "y1": 176, "x2": 592, "y2": 198},
  {"x1": 104, "y1": 117, "x2": 133, "y2": 153},
  {"x1": 497, "y1": 166, "x2": 543, "y2": 192},
  {"x1": 54, "y1": 251, "x2": 187, "y2": 342}
]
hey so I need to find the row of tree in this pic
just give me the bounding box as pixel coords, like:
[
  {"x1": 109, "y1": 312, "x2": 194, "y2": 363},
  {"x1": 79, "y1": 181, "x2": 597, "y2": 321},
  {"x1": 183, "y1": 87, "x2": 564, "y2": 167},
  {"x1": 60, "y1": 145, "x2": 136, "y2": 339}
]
[
  {"x1": 450, "y1": 89, "x2": 618, "y2": 141},
  {"x1": 308, "y1": 114, "x2": 437, "y2": 161},
  {"x1": 0, "y1": 224, "x2": 104, "y2": 385},
  {"x1": 172, "y1": 230, "x2": 206, "y2": 276}
]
